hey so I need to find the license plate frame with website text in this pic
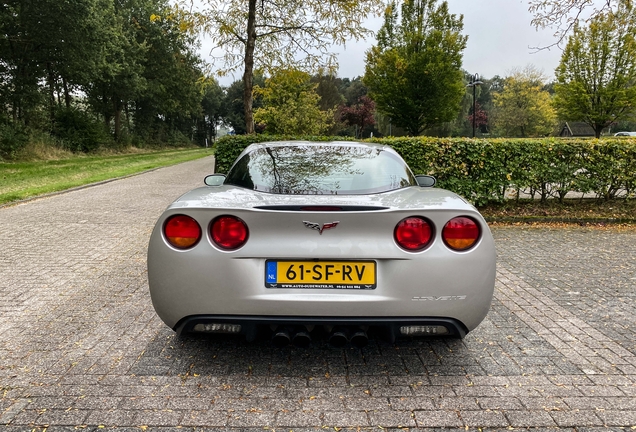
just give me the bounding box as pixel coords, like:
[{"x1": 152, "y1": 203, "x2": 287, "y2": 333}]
[{"x1": 265, "y1": 260, "x2": 376, "y2": 289}]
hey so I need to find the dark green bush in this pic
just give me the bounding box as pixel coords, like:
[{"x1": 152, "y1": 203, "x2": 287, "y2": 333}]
[
  {"x1": 132, "y1": 123, "x2": 194, "y2": 149},
  {"x1": 0, "y1": 121, "x2": 29, "y2": 160},
  {"x1": 53, "y1": 108, "x2": 111, "y2": 153}
]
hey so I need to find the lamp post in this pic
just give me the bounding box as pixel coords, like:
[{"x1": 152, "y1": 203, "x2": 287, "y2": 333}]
[{"x1": 467, "y1": 73, "x2": 483, "y2": 138}]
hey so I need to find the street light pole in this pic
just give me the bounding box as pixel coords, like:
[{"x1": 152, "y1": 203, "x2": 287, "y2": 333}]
[{"x1": 467, "y1": 73, "x2": 483, "y2": 138}]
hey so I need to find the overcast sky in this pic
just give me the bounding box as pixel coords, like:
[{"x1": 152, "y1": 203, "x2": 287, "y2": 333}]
[
  {"x1": 201, "y1": 0, "x2": 566, "y2": 85},
  {"x1": 336, "y1": 0, "x2": 565, "y2": 81}
]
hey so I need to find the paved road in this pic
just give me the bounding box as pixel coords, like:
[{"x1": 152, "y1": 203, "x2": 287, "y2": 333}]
[{"x1": 1, "y1": 156, "x2": 635, "y2": 431}]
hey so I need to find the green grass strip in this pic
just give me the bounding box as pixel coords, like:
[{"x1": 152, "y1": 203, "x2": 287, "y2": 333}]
[{"x1": 0, "y1": 148, "x2": 212, "y2": 205}]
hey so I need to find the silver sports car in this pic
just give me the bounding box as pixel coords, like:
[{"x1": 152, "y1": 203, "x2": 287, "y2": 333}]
[{"x1": 148, "y1": 141, "x2": 495, "y2": 347}]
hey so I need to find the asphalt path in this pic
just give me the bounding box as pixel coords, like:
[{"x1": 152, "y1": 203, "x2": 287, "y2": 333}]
[{"x1": 1, "y1": 155, "x2": 635, "y2": 431}]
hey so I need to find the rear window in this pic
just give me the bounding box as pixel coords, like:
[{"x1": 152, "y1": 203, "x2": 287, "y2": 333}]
[{"x1": 225, "y1": 144, "x2": 417, "y2": 195}]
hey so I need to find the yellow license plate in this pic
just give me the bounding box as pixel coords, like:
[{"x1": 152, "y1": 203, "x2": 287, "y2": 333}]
[{"x1": 265, "y1": 260, "x2": 376, "y2": 289}]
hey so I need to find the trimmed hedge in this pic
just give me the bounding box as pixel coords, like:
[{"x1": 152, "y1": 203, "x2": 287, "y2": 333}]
[{"x1": 214, "y1": 135, "x2": 636, "y2": 205}]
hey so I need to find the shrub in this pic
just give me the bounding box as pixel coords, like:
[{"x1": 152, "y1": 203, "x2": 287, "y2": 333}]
[
  {"x1": 53, "y1": 108, "x2": 111, "y2": 153},
  {"x1": 0, "y1": 121, "x2": 29, "y2": 160},
  {"x1": 132, "y1": 124, "x2": 195, "y2": 150}
]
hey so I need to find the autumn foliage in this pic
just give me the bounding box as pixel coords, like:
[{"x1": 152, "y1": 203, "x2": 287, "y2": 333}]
[{"x1": 338, "y1": 96, "x2": 376, "y2": 138}]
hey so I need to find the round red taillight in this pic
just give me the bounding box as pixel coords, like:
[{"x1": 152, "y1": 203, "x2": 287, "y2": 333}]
[
  {"x1": 394, "y1": 217, "x2": 433, "y2": 251},
  {"x1": 211, "y1": 215, "x2": 249, "y2": 250},
  {"x1": 164, "y1": 215, "x2": 201, "y2": 249},
  {"x1": 442, "y1": 216, "x2": 480, "y2": 251}
]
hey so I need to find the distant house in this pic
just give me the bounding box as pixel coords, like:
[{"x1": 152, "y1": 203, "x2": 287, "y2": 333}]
[{"x1": 558, "y1": 122, "x2": 596, "y2": 137}]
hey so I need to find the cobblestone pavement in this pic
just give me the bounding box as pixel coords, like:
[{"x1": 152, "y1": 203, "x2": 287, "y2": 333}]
[{"x1": 1, "y1": 156, "x2": 635, "y2": 431}]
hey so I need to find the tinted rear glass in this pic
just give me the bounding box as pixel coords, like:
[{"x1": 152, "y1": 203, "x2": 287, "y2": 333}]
[{"x1": 225, "y1": 144, "x2": 417, "y2": 195}]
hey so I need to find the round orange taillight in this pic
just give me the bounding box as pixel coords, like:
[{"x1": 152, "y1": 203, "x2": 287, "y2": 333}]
[
  {"x1": 442, "y1": 216, "x2": 480, "y2": 251},
  {"x1": 394, "y1": 217, "x2": 433, "y2": 251},
  {"x1": 210, "y1": 215, "x2": 249, "y2": 250},
  {"x1": 164, "y1": 215, "x2": 201, "y2": 249}
]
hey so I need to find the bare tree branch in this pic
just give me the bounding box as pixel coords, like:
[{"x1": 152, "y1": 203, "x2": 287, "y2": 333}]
[{"x1": 528, "y1": 0, "x2": 616, "y2": 49}]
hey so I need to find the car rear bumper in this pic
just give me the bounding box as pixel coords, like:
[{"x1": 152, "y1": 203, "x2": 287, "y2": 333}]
[{"x1": 174, "y1": 314, "x2": 468, "y2": 340}]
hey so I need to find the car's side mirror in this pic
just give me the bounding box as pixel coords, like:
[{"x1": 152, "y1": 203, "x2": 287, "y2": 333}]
[
  {"x1": 204, "y1": 174, "x2": 226, "y2": 186},
  {"x1": 415, "y1": 175, "x2": 436, "y2": 187}
]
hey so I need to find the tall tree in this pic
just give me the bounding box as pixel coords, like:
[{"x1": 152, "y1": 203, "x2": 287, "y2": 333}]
[
  {"x1": 0, "y1": 0, "x2": 41, "y2": 123},
  {"x1": 200, "y1": 79, "x2": 226, "y2": 143},
  {"x1": 341, "y1": 77, "x2": 369, "y2": 106},
  {"x1": 312, "y1": 73, "x2": 345, "y2": 112},
  {"x1": 38, "y1": 0, "x2": 104, "y2": 111},
  {"x1": 0, "y1": 0, "x2": 103, "y2": 124},
  {"x1": 363, "y1": 0, "x2": 467, "y2": 136},
  {"x1": 221, "y1": 75, "x2": 265, "y2": 135},
  {"x1": 181, "y1": 0, "x2": 383, "y2": 134},
  {"x1": 85, "y1": 0, "x2": 147, "y2": 141},
  {"x1": 85, "y1": 0, "x2": 202, "y2": 141},
  {"x1": 311, "y1": 73, "x2": 346, "y2": 135},
  {"x1": 553, "y1": 1, "x2": 636, "y2": 138},
  {"x1": 491, "y1": 67, "x2": 557, "y2": 138},
  {"x1": 253, "y1": 68, "x2": 333, "y2": 135},
  {"x1": 132, "y1": 7, "x2": 203, "y2": 140}
]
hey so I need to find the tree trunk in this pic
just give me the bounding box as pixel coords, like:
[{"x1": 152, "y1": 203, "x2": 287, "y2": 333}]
[
  {"x1": 63, "y1": 77, "x2": 71, "y2": 108},
  {"x1": 594, "y1": 125, "x2": 602, "y2": 138},
  {"x1": 125, "y1": 102, "x2": 131, "y2": 130},
  {"x1": 243, "y1": 0, "x2": 257, "y2": 134},
  {"x1": 113, "y1": 99, "x2": 123, "y2": 141},
  {"x1": 47, "y1": 62, "x2": 56, "y2": 125},
  {"x1": 102, "y1": 90, "x2": 112, "y2": 132}
]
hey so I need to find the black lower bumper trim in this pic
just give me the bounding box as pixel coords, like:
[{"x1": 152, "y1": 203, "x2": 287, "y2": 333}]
[{"x1": 174, "y1": 315, "x2": 468, "y2": 340}]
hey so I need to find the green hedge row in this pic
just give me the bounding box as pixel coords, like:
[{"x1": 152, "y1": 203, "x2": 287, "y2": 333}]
[{"x1": 214, "y1": 135, "x2": 636, "y2": 205}]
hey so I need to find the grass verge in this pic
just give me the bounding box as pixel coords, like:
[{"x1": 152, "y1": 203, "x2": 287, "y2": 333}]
[{"x1": 0, "y1": 148, "x2": 212, "y2": 205}]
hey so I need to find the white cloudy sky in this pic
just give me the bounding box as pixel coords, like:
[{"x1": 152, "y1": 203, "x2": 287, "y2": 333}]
[{"x1": 199, "y1": 1, "x2": 567, "y2": 85}]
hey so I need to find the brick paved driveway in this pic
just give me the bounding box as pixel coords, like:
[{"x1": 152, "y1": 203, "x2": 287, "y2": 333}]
[{"x1": 1, "y1": 156, "x2": 635, "y2": 431}]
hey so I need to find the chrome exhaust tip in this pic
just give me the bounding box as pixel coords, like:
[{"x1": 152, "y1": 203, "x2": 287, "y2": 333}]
[
  {"x1": 328, "y1": 327, "x2": 349, "y2": 348},
  {"x1": 272, "y1": 327, "x2": 291, "y2": 348},
  {"x1": 292, "y1": 328, "x2": 312, "y2": 348},
  {"x1": 350, "y1": 329, "x2": 369, "y2": 348}
]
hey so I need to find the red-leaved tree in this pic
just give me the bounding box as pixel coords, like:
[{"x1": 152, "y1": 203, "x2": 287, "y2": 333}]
[
  {"x1": 468, "y1": 102, "x2": 489, "y2": 131},
  {"x1": 339, "y1": 96, "x2": 376, "y2": 138}
]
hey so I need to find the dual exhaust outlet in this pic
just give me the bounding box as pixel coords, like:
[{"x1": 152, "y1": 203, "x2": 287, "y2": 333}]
[{"x1": 272, "y1": 326, "x2": 369, "y2": 348}]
